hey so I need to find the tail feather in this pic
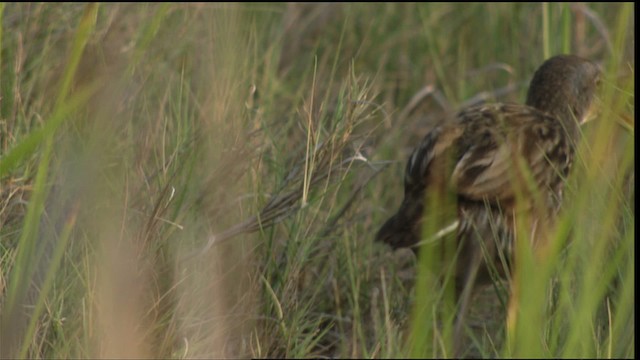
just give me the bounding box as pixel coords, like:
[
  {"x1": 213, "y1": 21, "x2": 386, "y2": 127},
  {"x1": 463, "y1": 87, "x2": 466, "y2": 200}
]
[{"x1": 375, "y1": 193, "x2": 426, "y2": 250}]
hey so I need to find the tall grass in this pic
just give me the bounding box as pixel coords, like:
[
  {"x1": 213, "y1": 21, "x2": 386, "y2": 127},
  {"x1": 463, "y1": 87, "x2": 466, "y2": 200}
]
[{"x1": 0, "y1": 3, "x2": 634, "y2": 358}]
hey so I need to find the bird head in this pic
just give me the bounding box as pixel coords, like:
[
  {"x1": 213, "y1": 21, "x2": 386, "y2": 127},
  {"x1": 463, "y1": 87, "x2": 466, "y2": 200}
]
[{"x1": 526, "y1": 55, "x2": 602, "y2": 132}]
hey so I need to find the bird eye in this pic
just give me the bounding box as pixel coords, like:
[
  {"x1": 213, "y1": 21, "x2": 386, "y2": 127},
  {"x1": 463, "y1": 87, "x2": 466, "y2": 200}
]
[{"x1": 595, "y1": 76, "x2": 602, "y2": 87}]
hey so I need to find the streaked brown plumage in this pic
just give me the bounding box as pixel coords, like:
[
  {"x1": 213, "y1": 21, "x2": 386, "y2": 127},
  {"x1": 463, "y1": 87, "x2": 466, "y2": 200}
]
[{"x1": 376, "y1": 55, "x2": 601, "y2": 350}]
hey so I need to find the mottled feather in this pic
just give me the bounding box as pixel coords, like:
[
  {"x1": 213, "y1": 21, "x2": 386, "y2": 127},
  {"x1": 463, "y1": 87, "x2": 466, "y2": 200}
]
[{"x1": 375, "y1": 56, "x2": 601, "y2": 350}]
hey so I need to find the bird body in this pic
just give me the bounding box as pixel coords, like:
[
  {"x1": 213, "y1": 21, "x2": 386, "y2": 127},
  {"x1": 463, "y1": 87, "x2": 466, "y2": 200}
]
[
  {"x1": 376, "y1": 55, "x2": 601, "y2": 352},
  {"x1": 388, "y1": 102, "x2": 577, "y2": 275}
]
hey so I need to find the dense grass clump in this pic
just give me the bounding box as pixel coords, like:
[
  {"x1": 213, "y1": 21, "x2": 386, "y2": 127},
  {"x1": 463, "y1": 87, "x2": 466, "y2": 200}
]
[{"x1": 0, "y1": 3, "x2": 634, "y2": 358}]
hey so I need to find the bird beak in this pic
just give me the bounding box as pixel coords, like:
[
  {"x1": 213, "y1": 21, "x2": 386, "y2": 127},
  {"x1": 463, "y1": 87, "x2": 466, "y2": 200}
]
[
  {"x1": 582, "y1": 97, "x2": 633, "y2": 133},
  {"x1": 582, "y1": 96, "x2": 602, "y2": 125}
]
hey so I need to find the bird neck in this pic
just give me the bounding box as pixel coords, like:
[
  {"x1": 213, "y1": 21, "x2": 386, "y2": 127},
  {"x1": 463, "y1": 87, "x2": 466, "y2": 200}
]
[
  {"x1": 527, "y1": 97, "x2": 583, "y2": 144},
  {"x1": 551, "y1": 106, "x2": 582, "y2": 144}
]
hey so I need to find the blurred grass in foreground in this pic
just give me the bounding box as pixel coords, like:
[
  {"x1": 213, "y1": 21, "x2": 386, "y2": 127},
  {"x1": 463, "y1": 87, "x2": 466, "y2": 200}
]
[{"x1": 0, "y1": 3, "x2": 634, "y2": 358}]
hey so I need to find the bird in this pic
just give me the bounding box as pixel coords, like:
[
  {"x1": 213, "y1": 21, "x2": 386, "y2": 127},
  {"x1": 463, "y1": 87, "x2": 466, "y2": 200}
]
[{"x1": 375, "y1": 54, "x2": 601, "y2": 353}]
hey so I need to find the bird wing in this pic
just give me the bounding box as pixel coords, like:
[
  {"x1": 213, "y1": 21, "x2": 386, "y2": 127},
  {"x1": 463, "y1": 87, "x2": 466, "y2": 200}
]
[
  {"x1": 450, "y1": 104, "x2": 570, "y2": 203},
  {"x1": 404, "y1": 124, "x2": 465, "y2": 194}
]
